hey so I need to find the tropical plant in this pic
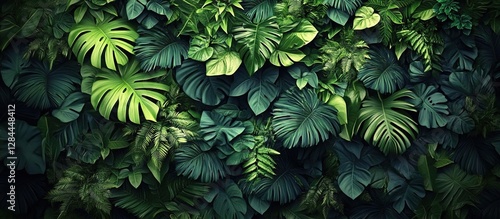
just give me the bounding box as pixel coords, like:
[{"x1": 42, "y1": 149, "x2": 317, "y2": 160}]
[
  {"x1": 273, "y1": 88, "x2": 341, "y2": 148},
  {"x1": 233, "y1": 16, "x2": 282, "y2": 74},
  {"x1": 68, "y1": 15, "x2": 138, "y2": 70},
  {"x1": 47, "y1": 163, "x2": 117, "y2": 218},
  {"x1": 2, "y1": 0, "x2": 500, "y2": 218},
  {"x1": 134, "y1": 26, "x2": 188, "y2": 71},
  {"x1": 357, "y1": 89, "x2": 418, "y2": 154},
  {"x1": 89, "y1": 59, "x2": 169, "y2": 124}
]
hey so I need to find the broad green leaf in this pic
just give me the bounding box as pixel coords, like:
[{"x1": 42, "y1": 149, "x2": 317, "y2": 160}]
[
  {"x1": 435, "y1": 165, "x2": 482, "y2": 210},
  {"x1": 52, "y1": 12, "x2": 75, "y2": 39},
  {"x1": 243, "y1": 0, "x2": 276, "y2": 23},
  {"x1": 353, "y1": 6, "x2": 380, "y2": 30},
  {"x1": 418, "y1": 155, "x2": 436, "y2": 191},
  {"x1": 68, "y1": 15, "x2": 138, "y2": 70},
  {"x1": 199, "y1": 111, "x2": 246, "y2": 146},
  {"x1": 91, "y1": 60, "x2": 168, "y2": 124},
  {"x1": 273, "y1": 88, "x2": 340, "y2": 148},
  {"x1": 339, "y1": 81, "x2": 366, "y2": 141},
  {"x1": 282, "y1": 19, "x2": 318, "y2": 47},
  {"x1": 269, "y1": 48, "x2": 305, "y2": 67},
  {"x1": 230, "y1": 68, "x2": 279, "y2": 115},
  {"x1": 327, "y1": 8, "x2": 350, "y2": 26},
  {"x1": 335, "y1": 140, "x2": 372, "y2": 199},
  {"x1": 255, "y1": 166, "x2": 307, "y2": 204},
  {"x1": 134, "y1": 27, "x2": 188, "y2": 71},
  {"x1": 0, "y1": 46, "x2": 29, "y2": 88},
  {"x1": 147, "y1": 0, "x2": 173, "y2": 18},
  {"x1": 411, "y1": 84, "x2": 449, "y2": 128},
  {"x1": 358, "y1": 89, "x2": 418, "y2": 154},
  {"x1": 14, "y1": 60, "x2": 80, "y2": 110},
  {"x1": 52, "y1": 92, "x2": 87, "y2": 123},
  {"x1": 175, "y1": 140, "x2": 228, "y2": 182},
  {"x1": 446, "y1": 102, "x2": 474, "y2": 134},
  {"x1": 0, "y1": 121, "x2": 44, "y2": 174},
  {"x1": 80, "y1": 64, "x2": 99, "y2": 95},
  {"x1": 128, "y1": 170, "x2": 143, "y2": 188},
  {"x1": 0, "y1": 10, "x2": 43, "y2": 50},
  {"x1": 248, "y1": 195, "x2": 270, "y2": 215},
  {"x1": 413, "y1": 9, "x2": 435, "y2": 21},
  {"x1": 327, "y1": 95, "x2": 348, "y2": 125},
  {"x1": 126, "y1": 0, "x2": 145, "y2": 20},
  {"x1": 212, "y1": 181, "x2": 247, "y2": 219},
  {"x1": 188, "y1": 35, "x2": 214, "y2": 62},
  {"x1": 206, "y1": 49, "x2": 242, "y2": 76},
  {"x1": 388, "y1": 172, "x2": 425, "y2": 213},
  {"x1": 442, "y1": 31, "x2": 477, "y2": 71},
  {"x1": 176, "y1": 59, "x2": 231, "y2": 106},
  {"x1": 234, "y1": 17, "x2": 282, "y2": 74},
  {"x1": 357, "y1": 45, "x2": 406, "y2": 94}
]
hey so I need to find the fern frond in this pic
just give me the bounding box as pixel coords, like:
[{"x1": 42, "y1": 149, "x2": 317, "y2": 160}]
[{"x1": 397, "y1": 23, "x2": 443, "y2": 72}]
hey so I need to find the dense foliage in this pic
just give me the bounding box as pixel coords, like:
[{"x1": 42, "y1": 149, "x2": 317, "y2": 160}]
[{"x1": 1, "y1": 0, "x2": 500, "y2": 218}]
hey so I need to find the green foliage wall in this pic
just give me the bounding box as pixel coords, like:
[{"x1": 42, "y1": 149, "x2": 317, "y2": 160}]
[{"x1": 1, "y1": 0, "x2": 500, "y2": 218}]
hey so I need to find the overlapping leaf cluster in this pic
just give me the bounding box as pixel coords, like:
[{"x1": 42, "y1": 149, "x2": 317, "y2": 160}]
[{"x1": 1, "y1": 0, "x2": 500, "y2": 218}]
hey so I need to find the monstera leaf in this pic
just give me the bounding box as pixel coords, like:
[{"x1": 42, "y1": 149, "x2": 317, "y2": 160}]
[
  {"x1": 388, "y1": 172, "x2": 425, "y2": 213},
  {"x1": 243, "y1": 0, "x2": 276, "y2": 22},
  {"x1": 353, "y1": 6, "x2": 380, "y2": 30},
  {"x1": 446, "y1": 101, "x2": 474, "y2": 134},
  {"x1": 199, "y1": 111, "x2": 246, "y2": 147},
  {"x1": 442, "y1": 30, "x2": 477, "y2": 70},
  {"x1": 251, "y1": 160, "x2": 308, "y2": 204},
  {"x1": 52, "y1": 92, "x2": 87, "y2": 123},
  {"x1": 273, "y1": 88, "x2": 340, "y2": 148},
  {"x1": 175, "y1": 59, "x2": 231, "y2": 106},
  {"x1": 358, "y1": 45, "x2": 406, "y2": 94},
  {"x1": 234, "y1": 16, "x2": 282, "y2": 74},
  {"x1": 358, "y1": 89, "x2": 418, "y2": 154},
  {"x1": 134, "y1": 27, "x2": 188, "y2": 71},
  {"x1": 452, "y1": 136, "x2": 500, "y2": 175},
  {"x1": 14, "y1": 60, "x2": 80, "y2": 110},
  {"x1": 411, "y1": 84, "x2": 449, "y2": 128},
  {"x1": 68, "y1": 15, "x2": 138, "y2": 70},
  {"x1": 205, "y1": 181, "x2": 247, "y2": 219},
  {"x1": 91, "y1": 60, "x2": 168, "y2": 124},
  {"x1": 334, "y1": 139, "x2": 382, "y2": 200},
  {"x1": 269, "y1": 19, "x2": 318, "y2": 67},
  {"x1": 435, "y1": 165, "x2": 482, "y2": 210},
  {"x1": 175, "y1": 140, "x2": 228, "y2": 182},
  {"x1": 230, "y1": 67, "x2": 280, "y2": 115}
]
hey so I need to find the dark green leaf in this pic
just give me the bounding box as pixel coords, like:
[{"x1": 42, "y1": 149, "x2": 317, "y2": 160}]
[
  {"x1": 411, "y1": 84, "x2": 449, "y2": 128},
  {"x1": 273, "y1": 88, "x2": 340, "y2": 148},
  {"x1": 134, "y1": 27, "x2": 188, "y2": 71},
  {"x1": 176, "y1": 60, "x2": 231, "y2": 106}
]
